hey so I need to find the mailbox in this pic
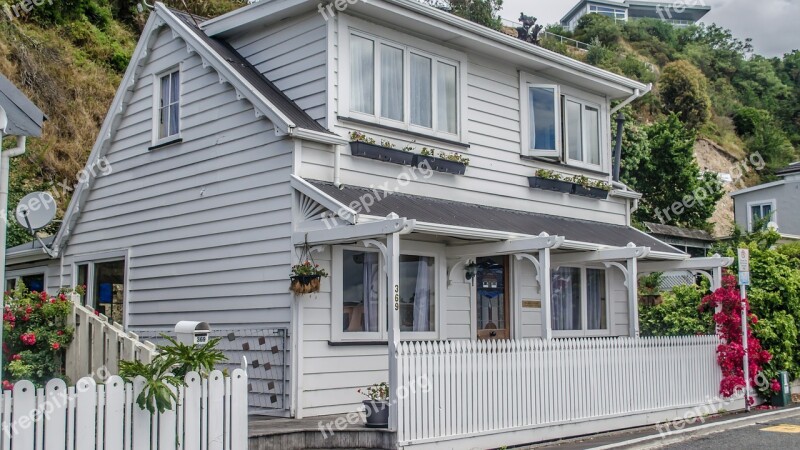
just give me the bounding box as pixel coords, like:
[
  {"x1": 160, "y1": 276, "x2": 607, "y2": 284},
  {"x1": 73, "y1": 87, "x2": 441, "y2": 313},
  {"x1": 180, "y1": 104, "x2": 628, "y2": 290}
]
[{"x1": 174, "y1": 321, "x2": 211, "y2": 346}]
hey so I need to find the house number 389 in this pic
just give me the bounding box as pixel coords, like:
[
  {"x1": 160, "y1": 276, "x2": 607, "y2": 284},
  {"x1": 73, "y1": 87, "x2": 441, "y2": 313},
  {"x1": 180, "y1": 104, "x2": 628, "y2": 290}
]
[{"x1": 394, "y1": 285, "x2": 399, "y2": 311}]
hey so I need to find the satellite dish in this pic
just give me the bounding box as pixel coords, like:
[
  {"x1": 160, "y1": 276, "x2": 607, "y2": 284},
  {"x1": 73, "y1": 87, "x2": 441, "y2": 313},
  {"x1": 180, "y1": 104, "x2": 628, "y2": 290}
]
[
  {"x1": 15, "y1": 192, "x2": 57, "y2": 232},
  {"x1": 767, "y1": 221, "x2": 779, "y2": 232}
]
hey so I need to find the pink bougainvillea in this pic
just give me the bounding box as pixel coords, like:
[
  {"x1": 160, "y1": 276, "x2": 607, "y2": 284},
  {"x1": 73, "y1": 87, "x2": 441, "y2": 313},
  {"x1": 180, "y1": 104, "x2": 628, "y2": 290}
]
[{"x1": 700, "y1": 274, "x2": 776, "y2": 403}]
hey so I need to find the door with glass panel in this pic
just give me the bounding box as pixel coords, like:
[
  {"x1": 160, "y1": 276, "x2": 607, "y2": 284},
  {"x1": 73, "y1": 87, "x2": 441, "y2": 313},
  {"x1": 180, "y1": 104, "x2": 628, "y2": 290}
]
[{"x1": 475, "y1": 256, "x2": 510, "y2": 340}]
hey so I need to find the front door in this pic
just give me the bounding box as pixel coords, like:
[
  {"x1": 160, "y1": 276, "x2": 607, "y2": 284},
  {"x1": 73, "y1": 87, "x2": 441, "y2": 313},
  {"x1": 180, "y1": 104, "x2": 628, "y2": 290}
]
[{"x1": 476, "y1": 256, "x2": 510, "y2": 340}]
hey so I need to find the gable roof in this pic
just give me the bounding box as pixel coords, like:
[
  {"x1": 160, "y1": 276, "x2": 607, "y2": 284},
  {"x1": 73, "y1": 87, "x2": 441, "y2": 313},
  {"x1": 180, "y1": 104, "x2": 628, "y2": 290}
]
[
  {"x1": 169, "y1": 8, "x2": 330, "y2": 134},
  {"x1": 0, "y1": 73, "x2": 45, "y2": 137},
  {"x1": 47, "y1": 4, "x2": 346, "y2": 258}
]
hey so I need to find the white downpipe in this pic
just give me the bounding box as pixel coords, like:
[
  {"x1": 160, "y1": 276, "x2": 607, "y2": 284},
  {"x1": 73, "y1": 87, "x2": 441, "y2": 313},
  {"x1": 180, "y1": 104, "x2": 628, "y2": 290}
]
[{"x1": 0, "y1": 134, "x2": 27, "y2": 382}]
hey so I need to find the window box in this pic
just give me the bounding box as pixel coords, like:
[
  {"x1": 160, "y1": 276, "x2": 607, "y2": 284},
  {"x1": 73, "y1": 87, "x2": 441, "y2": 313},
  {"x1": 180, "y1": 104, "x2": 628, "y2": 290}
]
[
  {"x1": 572, "y1": 184, "x2": 610, "y2": 200},
  {"x1": 413, "y1": 154, "x2": 467, "y2": 175},
  {"x1": 527, "y1": 176, "x2": 574, "y2": 194},
  {"x1": 349, "y1": 141, "x2": 415, "y2": 166}
]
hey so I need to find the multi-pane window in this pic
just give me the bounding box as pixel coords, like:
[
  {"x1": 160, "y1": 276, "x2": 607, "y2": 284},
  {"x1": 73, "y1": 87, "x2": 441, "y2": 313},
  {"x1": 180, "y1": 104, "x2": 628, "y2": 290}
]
[
  {"x1": 5, "y1": 273, "x2": 45, "y2": 292},
  {"x1": 588, "y1": 5, "x2": 626, "y2": 21},
  {"x1": 157, "y1": 70, "x2": 180, "y2": 141},
  {"x1": 749, "y1": 202, "x2": 775, "y2": 231},
  {"x1": 524, "y1": 81, "x2": 602, "y2": 168},
  {"x1": 349, "y1": 32, "x2": 460, "y2": 137},
  {"x1": 551, "y1": 267, "x2": 607, "y2": 334},
  {"x1": 337, "y1": 247, "x2": 437, "y2": 340},
  {"x1": 75, "y1": 259, "x2": 126, "y2": 326}
]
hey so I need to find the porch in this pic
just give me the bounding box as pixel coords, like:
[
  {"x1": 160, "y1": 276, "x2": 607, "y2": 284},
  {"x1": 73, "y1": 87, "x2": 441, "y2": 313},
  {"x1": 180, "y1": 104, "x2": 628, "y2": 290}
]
[{"x1": 290, "y1": 179, "x2": 734, "y2": 448}]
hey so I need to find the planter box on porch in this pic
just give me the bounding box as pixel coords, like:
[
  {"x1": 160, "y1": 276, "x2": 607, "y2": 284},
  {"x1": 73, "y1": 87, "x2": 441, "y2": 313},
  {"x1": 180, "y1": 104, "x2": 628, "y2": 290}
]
[
  {"x1": 572, "y1": 184, "x2": 610, "y2": 199},
  {"x1": 528, "y1": 176, "x2": 574, "y2": 194},
  {"x1": 413, "y1": 154, "x2": 467, "y2": 175},
  {"x1": 349, "y1": 141, "x2": 415, "y2": 166}
]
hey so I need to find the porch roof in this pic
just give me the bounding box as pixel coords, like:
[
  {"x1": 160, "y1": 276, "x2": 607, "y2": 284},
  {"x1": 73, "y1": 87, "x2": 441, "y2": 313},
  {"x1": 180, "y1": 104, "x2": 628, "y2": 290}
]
[{"x1": 307, "y1": 180, "x2": 683, "y2": 256}]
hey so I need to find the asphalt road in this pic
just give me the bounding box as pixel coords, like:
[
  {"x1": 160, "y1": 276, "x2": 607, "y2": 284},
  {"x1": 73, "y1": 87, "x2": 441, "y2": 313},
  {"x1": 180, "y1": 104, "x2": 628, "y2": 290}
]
[{"x1": 656, "y1": 413, "x2": 800, "y2": 449}]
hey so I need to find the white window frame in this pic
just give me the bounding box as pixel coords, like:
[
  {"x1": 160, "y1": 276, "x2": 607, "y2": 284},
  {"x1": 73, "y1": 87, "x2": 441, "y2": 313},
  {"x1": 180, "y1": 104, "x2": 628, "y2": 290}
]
[
  {"x1": 6, "y1": 266, "x2": 49, "y2": 292},
  {"x1": 152, "y1": 66, "x2": 182, "y2": 146},
  {"x1": 746, "y1": 199, "x2": 777, "y2": 232},
  {"x1": 330, "y1": 241, "x2": 445, "y2": 342},
  {"x1": 338, "y1": 15, "x2": 469, "y2": 143},
  {"x1": 563, "y1": 94, "x2": 604, "y2": 170},
  {"x1": 520, "y1": 74, "x2": 561, "y2": 158},
  {"x1": 72, "y1": 250, "x2": 130, "y2": 328},
  {"x1": 551, "y1": 265, "x2": 611, "y2": 338}
]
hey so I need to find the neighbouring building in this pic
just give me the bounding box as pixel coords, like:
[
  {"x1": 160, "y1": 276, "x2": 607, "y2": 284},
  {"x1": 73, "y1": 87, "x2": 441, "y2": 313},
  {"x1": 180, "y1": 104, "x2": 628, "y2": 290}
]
[
  {"x1": 561, "y1": 0, "x2": 711, "y2": 31},
  {"x1": 5, "y1": 1, "x2": 737, "y2": 448},
  {"x1": 731, "y1": 162, "x2": 800, "y2": 241}
]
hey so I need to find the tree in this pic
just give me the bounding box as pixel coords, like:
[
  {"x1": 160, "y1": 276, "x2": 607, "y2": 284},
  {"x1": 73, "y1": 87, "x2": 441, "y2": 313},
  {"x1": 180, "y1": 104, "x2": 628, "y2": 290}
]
[
  {"x1": 622, "y1": 114, "x2": 722, "y2": 230},
  {"x1": 659, "y1": 60, "x2": 712, "y2": 129},
  {"x1": 573, "y1": 13, "x2": 621, "y2": 47},
  {"x1": 426, "y1": 0, "x2": 503, "y2": 30}
]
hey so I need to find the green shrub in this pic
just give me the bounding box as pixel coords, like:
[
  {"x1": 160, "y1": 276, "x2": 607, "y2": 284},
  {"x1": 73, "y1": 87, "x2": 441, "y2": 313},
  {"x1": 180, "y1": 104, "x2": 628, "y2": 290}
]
[
  {"x1": 574, "y1": 13, "x2": 621, "y2": 47},
  {"x1": 639, "y1": 284, "x2": 714, "y2": 337},
  {"x1": 659, "y1": 60, "x2": 712, "y2": 130}
]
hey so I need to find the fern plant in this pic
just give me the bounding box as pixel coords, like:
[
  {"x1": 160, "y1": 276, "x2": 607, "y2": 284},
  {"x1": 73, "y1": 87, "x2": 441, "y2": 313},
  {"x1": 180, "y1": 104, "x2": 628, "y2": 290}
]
[{"x1": 118, "y1": 334, "x2": 227, "y2": 413}]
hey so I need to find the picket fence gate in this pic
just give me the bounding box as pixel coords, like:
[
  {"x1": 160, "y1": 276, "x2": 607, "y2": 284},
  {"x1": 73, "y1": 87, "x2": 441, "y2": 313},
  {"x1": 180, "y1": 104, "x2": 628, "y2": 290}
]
[
  {"x1": 397, "y1": 335, "x2": 721, "y2": 444},
  {"x1": 0, "y1": 369, "x2": 248, "y2": 450},
  {"x1": 65, "y1": 296, "x2": 158, "y2": 382}
]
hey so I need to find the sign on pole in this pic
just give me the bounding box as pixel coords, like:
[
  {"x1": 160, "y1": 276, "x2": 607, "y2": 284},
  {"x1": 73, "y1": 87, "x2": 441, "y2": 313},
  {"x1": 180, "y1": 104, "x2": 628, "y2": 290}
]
[
  {"x1": 737, "y1": 247, "x2": 751, "y2": 411},
  {"x1": 738, "y1": 248, "x2": 750, "y2": 286}
]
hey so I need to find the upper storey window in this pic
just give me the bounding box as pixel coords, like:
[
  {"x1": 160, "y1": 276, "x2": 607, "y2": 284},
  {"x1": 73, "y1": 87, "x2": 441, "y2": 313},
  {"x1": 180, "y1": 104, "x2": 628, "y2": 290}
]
[
  {"x1": 343, "y1": 26, "x2": 464, "y2": 141},
  {"x1": 521, "y1": 73, "x2": 606, "y2": 171},
  {"x1": 153, "y1": 69, "x2": 181, "y2": 145}
]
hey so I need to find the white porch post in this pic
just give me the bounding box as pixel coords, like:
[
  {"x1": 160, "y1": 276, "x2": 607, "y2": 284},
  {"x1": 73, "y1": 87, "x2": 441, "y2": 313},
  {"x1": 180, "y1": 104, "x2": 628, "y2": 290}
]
[
  {"x1": 712, "y1": 265, "x2": 723, "y2": 291},
  {"x1": 386, "y1": 231, "x2": 400, "y2": 431},
  {"x1": 627, "y1": 257, "x2": 640, "y2": 337},
  {"x1": 539, "y1": 247, "x2": 552, "y2": 340}
]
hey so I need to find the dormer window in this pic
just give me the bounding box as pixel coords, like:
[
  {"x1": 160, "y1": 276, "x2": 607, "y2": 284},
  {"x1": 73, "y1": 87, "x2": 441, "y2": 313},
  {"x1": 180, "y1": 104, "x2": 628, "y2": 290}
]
[
  {"x1": 343, "y1": 26, "x2": 464, "y2": 141},
  {"x1": 153, "y1": 68, "x2": 181, "y2": 145}
]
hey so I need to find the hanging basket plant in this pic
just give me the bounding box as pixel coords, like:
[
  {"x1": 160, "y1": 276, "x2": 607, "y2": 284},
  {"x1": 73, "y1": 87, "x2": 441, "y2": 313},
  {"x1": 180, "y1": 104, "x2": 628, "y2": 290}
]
[{"x1": 289, "y1": 261, "x2": 328, "y2": 294}]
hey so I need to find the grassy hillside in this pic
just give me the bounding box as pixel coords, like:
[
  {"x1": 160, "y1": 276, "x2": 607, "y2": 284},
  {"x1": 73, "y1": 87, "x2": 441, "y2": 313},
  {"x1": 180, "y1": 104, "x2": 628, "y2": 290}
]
[{"x1": 0, "y1": 0, "x2": 243, "y2": 246}]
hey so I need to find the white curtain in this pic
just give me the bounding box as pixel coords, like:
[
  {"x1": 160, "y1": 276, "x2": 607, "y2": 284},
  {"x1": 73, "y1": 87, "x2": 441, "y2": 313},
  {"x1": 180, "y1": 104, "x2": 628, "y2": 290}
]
[
  {"x1": 168, "y1": 72, "x2": 180, "y2": 136},
  {"x1": 436, "y1": 62, "x2": 457, "y2": 134},
  {"x1": 551, "y1": 267, "x2": 580, "y2": 331},
  {"x1": 584, "y1": 106, "x2": 600, "y2": 165},
  {"x1": 362, "y1": 252, "x2": 379, "y2": 332},
  {"x1": 586, "y1": 268, "x2": 605, "y2": 330},
  {"x1": 410, "y1": 54, "x2": 432, "y2": 127},
  {"x1": 380, "y1": 45, "x2": 403, "y2": 121},
  {"x1": 350, "y1": 35, "x2": 374, "y2": 114},
  {"x1": 412, "y1": 256, "x2": 432, "y2": 332}
]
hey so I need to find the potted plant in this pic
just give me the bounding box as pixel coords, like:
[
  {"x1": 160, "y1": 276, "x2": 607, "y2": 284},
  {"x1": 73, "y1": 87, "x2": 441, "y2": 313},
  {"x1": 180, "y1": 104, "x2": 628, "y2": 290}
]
[
  {"x1": 349, "y1": 131, "x2": 415, "y2": 166},
  {"x1": 528, "y1": 169, "x2": 573, "y2": 194},
  {"x1": 413, "y1": 148, "x2": 469, "y2": 175},
  {"x1": 289, "y1": 261, "x2": 328, "y2": 294},
  {"x1": 570, "y1": 175, "x2": 611, "y2": 199},
  {"x1": 359, "y1": 382, "x2": 390, "y2": 428}
]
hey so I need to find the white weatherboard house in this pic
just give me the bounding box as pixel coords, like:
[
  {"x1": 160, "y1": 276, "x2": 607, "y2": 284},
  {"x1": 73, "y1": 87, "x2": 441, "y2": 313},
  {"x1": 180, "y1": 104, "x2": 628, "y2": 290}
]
[{"x1": 5, "y1": 1, "x2": 738, "y2": 448}]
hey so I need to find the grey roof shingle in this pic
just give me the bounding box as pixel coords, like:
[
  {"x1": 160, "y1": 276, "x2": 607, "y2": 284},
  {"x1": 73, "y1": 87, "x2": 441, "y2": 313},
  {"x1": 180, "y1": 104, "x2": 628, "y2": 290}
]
[
  {"x1": 170, "y1": 9, "x2": 330, "y2": 134},
  {"x1": 643, "y1": 222, "x2": 715, "y2": 242},
  {"x1": 309, "y1": 180, "x2": 683, "y2": 255},
  {"x1": 0, "y1": 73, "x2": 46, "y2": 137}
]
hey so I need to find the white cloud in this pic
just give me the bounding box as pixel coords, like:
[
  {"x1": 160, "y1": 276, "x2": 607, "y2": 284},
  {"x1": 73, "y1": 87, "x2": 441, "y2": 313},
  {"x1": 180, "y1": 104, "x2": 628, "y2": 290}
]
[{"x1": 499, "y1": 0, "x2": 799, "y2": 57}]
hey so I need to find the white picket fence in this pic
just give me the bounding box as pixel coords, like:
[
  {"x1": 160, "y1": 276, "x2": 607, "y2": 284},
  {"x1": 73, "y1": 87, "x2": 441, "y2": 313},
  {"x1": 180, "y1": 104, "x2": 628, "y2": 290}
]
[
  {"x1": 397, "y1": 335, "x2": 721, "y2": 445},
  {"x1": 0, "y1": 370, "x2": 248, "y2": 450},
  {"x1": 65, "y1": 297, "x2": 158, "y2": 382}
]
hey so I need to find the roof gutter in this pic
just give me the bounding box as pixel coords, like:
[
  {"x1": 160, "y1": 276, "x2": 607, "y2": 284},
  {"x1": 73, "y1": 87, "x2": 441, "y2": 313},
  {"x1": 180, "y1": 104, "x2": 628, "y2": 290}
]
[
  {"x1": 289, "y1": 127, "x2": 349, "y2": 145},
  {"x1": 610, "y1": 86, "x2": 649, "y2": 115}
]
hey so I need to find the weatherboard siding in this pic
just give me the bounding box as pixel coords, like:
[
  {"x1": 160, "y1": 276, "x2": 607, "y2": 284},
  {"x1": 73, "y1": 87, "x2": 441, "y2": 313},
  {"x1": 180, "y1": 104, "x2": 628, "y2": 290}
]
[
  {"x1": 315, "y1": 13, "x2": 628, "y2": 225},
  {"x1": 61, "y1": 28, "x2": 295, "y2": 330},
  {"x1": 228, "y1": 12, "x2": 328, "y2": 127},
  {"x1": 733, "y1": 180, "x2": 800, "y2": 236}
]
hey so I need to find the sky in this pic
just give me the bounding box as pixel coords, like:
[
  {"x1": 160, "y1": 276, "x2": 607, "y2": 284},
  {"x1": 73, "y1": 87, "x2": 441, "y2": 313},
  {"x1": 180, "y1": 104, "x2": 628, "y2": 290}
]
[{"x1": 499, "y1": 0, "x2": 800, "y2": 57}]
